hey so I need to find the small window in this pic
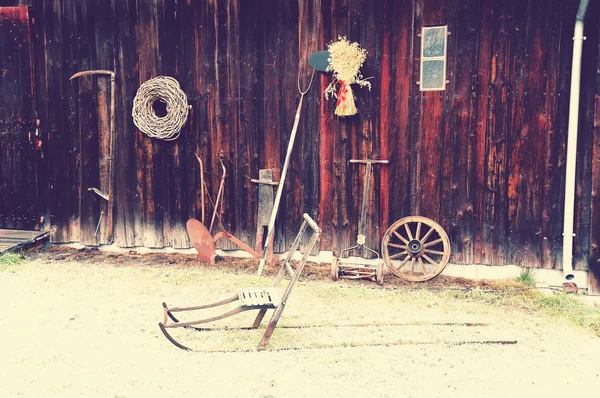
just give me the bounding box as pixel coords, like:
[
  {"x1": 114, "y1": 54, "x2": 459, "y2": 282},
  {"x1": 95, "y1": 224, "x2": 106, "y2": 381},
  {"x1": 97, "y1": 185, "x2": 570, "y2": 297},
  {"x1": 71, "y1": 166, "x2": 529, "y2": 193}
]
[{"x1": 419, "y1": 25, "x2": 448, "y2": 91}]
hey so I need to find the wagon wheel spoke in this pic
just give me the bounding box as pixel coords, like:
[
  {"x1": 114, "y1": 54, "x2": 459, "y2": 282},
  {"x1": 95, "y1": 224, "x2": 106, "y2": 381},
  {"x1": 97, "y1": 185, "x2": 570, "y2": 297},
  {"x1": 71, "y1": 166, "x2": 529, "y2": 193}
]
[
  {"x1": 417, "y1": 257, "x2": 427, "y2": 274},
  {"x1": 404, "y1": 224, "x2": 413, "y2": 240},
  {"x1": 393, "y1": 231, "x2": 409, "y2": 245},
  {"x1": 389, "y1": 251, "x2": 408, "y2": 260},
  {"x1": 409, "y1": 257, "x2": 415, "y2": 275},
  {"x1": 420, "y1": 227, "x2": 434, "y2": 245},
  {"x1": 388, "y1": 243, "x2": 407, "y2": 250},
  {"x1": 422, "y1": 253, "x2": 440, "y2": 268},
  {"x1": 395, "y1": 255, "x2": 411, "y2": 269},
  {"x1": 415, "y1": 222, "x2": 422, "y2": 240},
  {"x1": 423, "y1": 238, "x2": 443, "y2": 249}
]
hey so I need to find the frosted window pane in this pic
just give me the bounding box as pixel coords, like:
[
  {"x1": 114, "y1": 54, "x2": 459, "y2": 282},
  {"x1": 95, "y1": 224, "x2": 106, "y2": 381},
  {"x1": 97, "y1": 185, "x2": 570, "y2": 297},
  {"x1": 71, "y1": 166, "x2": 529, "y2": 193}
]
[
  {"x1": 421, "y1": 60, "x2": 445, "y2": 90},
  {"x1": 422, "y1": 27, "x2": 446, "y2": 58}
]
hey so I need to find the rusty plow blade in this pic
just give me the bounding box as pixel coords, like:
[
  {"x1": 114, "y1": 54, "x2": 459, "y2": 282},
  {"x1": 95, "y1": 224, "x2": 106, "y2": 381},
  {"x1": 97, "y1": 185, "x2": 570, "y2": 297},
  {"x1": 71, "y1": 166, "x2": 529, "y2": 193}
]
[{"x1": 186, "y1": 218, "x2": 216, "y2": 265}]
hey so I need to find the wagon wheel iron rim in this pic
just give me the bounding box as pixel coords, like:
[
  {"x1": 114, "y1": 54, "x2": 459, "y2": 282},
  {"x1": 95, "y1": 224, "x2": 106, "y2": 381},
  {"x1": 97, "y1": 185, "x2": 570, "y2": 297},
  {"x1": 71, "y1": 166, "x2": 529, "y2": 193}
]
[{"x1": 381, "y1": 216, "x2": 451, "y2": 282}]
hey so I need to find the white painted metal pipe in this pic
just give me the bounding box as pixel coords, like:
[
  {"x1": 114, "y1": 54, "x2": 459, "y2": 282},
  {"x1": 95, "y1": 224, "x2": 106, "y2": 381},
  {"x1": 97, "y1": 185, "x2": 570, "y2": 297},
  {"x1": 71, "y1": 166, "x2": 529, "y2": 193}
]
[{"x1": 562, "y1": 0, "x2": 590, "y2": 283}]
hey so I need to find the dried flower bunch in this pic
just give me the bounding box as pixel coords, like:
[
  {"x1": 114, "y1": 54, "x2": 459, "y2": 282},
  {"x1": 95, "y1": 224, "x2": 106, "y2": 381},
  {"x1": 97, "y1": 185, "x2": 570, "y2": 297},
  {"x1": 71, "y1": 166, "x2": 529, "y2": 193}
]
[{"x1": 324, "y1": 36, "x2": 372, "y2": 116}]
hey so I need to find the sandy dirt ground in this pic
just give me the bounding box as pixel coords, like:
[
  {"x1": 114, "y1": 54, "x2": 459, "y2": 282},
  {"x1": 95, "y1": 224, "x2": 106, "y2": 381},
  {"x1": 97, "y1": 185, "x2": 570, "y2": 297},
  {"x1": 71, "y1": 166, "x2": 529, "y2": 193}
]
[{"x1": 1, "y1": 247, "x2": 600, "y2": 397}]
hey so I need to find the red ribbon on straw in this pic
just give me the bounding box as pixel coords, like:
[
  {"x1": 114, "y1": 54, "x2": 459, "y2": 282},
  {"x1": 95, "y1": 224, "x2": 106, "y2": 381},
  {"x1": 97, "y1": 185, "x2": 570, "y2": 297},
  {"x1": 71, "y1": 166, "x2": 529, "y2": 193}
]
[{"x1": 336, "y1": 80, "x2": 348, "y2": 108}]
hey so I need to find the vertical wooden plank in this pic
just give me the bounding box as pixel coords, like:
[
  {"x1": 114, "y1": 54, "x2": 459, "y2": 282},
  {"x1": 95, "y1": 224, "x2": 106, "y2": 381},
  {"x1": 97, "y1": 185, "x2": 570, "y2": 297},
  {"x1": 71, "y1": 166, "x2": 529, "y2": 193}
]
[
  {"x1": 61, "y1": 0, "x2": 83, "y2": 243},
  {"x1": 91, "y1": 0, "x2": 114, "y2": 245},
  {"x1": 75, "y1": 1, "x2": 102, "y2": 247},
  {"x1": 408, "y1": 0, "x2": 423, "y2": 217},
  {"x1": 39, "y1": 0, "x2": 70, "y2": 241},
  {"x1": 378, "y1": 0, "x2": 393, "y2": 243},
  {"x1": 387, "y1": 0, "x2": 414, "y2": 227},
  {"x1": 136, "y1": 0, "x2": 164, "y2": 248},
  {"x1": 505, "y1": 0, "x2": 529, "y2": 266},
  {"x1": 356, "y1": 0, "x2": 384, "y2": 257},
  {"x1": 534, "y1": 0, "x2": 564, "y2": 270},
  {"x1": 297, "y1": 0, "x2": 321, "y2": 254},
  {"x1": 442, "y1": 0, "x2": 480, "y2": 264},
  {"x1": 545, "y1": 1, "x2": 574, "y2": 270},
  {"x1": 237, "y1": 0, "x2": 264, "y2": 250},
  {"x1": 345, "y1": 0, "x2": 363, "y2": 255},
  {"x1": 280, "y1": 0, "x2": 300, "y2": 251},
  {"x1": 159, "y1": 0, "x2": 189, "y2": 248},
  {"x1": 470, "y1": 0, "x2": 493, "y2": 264},
  {"x1": 0, "y1": 7, "x2": 38, "y2": 230},
  {"x1": 318, "y1": 0, "x2": 334, "y2": 251},
  {"x1": 0, "y1": 8, "x2": 14, "y2": 228},
  {"x1": 329, "y1": 0, "x2": 353, "y2": 256},
  {"x1": 481, "y1": 0, "x2": 515, "y2": 266},
  {"x1": 261, "y1": 0, "x2": 285, "y2": 252},
  {"x1": 573, "y1": 0, "x2": 599, "y2": 272},
  {"x1": 186, "y1": 0, "x2": 214, "y2": 227},
  {"x1": 223, "y1": 0, "x2": 243, "y2": 249},
  {"x1": 211, "y1": 0, "x2": 234, "y2": 249},
  {"x1": 112, "y1": 0, "x2": 138, "y2": 247},
  {"x1": 590, "y1": 6, "x2": 600, "y2": 293},
  {"x1": 418, "y1": 0, "x2": 444, "y2": 224}
]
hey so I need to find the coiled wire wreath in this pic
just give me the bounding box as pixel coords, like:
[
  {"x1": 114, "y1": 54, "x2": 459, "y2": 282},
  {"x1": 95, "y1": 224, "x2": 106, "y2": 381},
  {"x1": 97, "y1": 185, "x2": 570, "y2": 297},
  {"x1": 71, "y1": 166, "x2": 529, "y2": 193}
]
[{"x1": 132, "y1": 76, "x2": 190, "y2": 141}]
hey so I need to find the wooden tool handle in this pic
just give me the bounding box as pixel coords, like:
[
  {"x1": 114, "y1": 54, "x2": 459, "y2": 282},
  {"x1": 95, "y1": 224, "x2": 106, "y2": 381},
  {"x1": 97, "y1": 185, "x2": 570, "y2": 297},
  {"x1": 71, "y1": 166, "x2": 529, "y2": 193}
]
[{"x1": 349, "y1": 159, "x2": 389, "y2": 164}]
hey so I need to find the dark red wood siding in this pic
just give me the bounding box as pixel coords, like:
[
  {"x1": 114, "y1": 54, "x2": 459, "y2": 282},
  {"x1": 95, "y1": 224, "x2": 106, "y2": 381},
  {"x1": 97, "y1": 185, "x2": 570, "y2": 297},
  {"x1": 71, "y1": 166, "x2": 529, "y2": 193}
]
[{"x1": 2, "y1": 0, "x2": 600, "y2": 283}]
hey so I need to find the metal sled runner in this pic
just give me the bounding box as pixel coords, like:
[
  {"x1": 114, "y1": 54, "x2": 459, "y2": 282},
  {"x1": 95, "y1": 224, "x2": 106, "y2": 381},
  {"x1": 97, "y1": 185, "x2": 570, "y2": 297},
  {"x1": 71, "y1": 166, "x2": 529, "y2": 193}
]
[{"x1": 159, "y1": 213, "x2": 321, "y2": 351}]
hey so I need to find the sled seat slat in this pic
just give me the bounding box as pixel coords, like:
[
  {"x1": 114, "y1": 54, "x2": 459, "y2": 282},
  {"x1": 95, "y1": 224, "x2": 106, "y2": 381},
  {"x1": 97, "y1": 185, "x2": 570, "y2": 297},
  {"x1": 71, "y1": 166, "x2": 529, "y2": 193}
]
[{"x1": 238, "y1": 287, "x2": 281, "y2": 308}]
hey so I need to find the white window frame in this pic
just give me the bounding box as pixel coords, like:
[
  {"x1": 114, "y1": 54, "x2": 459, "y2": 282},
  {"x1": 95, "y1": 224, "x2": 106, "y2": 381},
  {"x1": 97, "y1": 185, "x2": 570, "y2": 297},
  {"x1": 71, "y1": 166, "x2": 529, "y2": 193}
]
[{"x1": 419, "y1": 25, "x2": 448, "y2": 91}]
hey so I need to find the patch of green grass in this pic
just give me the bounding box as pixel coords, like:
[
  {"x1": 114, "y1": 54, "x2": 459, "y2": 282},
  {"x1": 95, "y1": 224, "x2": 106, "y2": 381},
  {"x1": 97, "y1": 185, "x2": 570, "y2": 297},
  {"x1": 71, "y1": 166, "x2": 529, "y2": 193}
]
[
  {"x1": 439, "y1": 287, "x2": 600, "y2": 336},
  {"x1": 516, "y1": 268, "x2": 536, "y2": 288},
  {"x1": 536, "y1": 293, "x2": 600, "y2": 334},
  {"x1": 0, "y1": 252, "x2": 25, "y2": 269}
]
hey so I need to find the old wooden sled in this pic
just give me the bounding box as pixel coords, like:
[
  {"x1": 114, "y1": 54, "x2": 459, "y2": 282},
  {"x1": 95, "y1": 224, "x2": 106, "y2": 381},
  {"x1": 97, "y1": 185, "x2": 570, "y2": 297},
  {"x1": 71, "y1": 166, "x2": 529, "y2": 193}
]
[{"x1": 159, "y1": 213, "x2": 321, "y2": 351}]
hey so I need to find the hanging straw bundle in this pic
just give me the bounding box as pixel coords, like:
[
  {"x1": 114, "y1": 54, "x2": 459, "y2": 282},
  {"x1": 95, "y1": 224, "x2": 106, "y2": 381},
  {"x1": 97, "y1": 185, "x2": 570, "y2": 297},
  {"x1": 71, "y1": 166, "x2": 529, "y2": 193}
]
[{"x1": 324, "y1": 36, "x2": 372, "y2": 117}]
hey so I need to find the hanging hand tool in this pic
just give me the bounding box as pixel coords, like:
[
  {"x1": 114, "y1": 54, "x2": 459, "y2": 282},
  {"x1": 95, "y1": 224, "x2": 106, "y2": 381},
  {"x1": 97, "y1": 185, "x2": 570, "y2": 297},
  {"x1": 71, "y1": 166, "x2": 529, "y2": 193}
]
[{"x1": 70, "y1": 70, "x2": 116, "y2": 244}]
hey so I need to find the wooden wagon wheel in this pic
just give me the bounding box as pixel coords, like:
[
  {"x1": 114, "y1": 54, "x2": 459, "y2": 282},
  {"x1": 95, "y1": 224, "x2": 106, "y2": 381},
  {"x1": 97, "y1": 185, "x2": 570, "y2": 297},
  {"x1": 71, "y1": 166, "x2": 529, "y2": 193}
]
[{"x1": 381, "y1": 216, "x2": 451, "y2": 282}]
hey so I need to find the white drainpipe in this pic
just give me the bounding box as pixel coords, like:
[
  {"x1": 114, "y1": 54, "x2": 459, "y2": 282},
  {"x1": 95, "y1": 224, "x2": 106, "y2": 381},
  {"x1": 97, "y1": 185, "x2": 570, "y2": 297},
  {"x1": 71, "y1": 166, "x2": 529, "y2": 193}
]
[{"x1": 562, "y1": 0, "x2": 591, "y2": 283}]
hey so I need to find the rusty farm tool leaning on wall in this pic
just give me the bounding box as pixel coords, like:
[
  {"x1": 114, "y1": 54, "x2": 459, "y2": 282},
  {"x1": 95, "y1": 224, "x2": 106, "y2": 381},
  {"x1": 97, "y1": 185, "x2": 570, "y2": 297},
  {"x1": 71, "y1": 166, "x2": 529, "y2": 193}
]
[
  {"x1": 70, "y1": 70, "x2": 116, "y2": 243},
  {"x1": 187, "y1": 156, "x2": 261, "y2": 264}
]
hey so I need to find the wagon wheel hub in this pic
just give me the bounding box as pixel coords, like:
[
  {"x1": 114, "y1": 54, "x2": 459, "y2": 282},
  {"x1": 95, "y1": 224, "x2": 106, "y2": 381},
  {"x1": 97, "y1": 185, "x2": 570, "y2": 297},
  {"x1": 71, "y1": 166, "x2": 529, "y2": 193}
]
[{"x1": 407, "y1": 239, "x2": 423, "y2": 256}]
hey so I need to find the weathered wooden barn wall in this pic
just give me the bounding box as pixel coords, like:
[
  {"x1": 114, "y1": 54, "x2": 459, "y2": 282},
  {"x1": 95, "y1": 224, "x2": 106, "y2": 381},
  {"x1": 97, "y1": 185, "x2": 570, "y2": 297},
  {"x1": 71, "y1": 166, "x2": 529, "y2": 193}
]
[
  {"x1": 0, "y1": 6, "x2": 42, "y2": 230},
  {"x1": 2, "y1": 1, "x2": 600, "y2": 278}
]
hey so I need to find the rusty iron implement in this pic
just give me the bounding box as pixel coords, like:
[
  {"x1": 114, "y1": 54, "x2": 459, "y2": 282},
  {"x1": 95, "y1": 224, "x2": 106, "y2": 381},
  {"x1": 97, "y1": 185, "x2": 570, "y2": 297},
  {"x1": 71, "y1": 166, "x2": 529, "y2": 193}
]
[
  {"x1": 70, "y1": 69, "x2": 116, "y2": 243},
  {"x1": 160, "y1": 213, "x2": 321, "y2": 351},
  {"x1": 187, "y1": 157, "x2": 261, "y2": 262},
  {"x1": 332, "y1": 159, "x2": 388, "y2": 285}
]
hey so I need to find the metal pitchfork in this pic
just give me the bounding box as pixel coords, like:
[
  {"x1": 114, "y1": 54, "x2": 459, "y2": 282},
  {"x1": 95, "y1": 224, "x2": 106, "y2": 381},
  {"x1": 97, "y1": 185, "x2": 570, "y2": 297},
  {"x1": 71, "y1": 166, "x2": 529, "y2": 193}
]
[{"x1": 257, "y1": 68, "x2": 316, "y2": 275}]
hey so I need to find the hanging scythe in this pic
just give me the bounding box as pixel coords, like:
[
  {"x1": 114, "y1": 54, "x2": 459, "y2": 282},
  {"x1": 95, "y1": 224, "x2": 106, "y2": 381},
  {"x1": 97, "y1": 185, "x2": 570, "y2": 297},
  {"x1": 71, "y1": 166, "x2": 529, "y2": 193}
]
[{"x1": 70, "y1": 70, "x2": 116, "y2": 243}]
